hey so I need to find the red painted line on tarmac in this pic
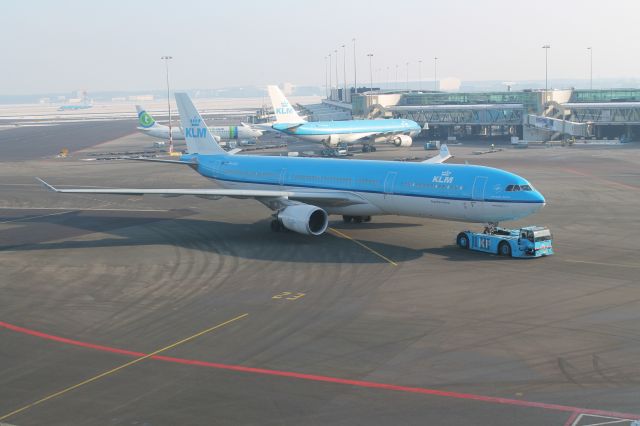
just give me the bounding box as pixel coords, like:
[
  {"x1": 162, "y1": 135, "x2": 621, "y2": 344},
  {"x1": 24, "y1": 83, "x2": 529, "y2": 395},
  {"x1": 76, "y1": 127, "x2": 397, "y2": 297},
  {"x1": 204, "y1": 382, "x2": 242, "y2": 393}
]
[
  {"x1": 0, "y1": 321, "x2": 145, "y2": 358},
  {"x1": 563, "y1": 167, "x2": 639, "y2": 191},
  {"x1": 2, "y1": 321, "x2": 640, "y2": 420},
  {"x1": 563, "y1": 411, "x2": 580, "y2": 426}
]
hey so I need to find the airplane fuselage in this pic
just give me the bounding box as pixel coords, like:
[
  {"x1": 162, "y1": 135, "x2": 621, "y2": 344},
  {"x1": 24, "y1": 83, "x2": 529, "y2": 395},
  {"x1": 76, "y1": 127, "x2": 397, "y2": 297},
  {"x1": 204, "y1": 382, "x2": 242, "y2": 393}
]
[
  {"x1": 139, "y1": 124, "x2": 261, "y2": 141},
  {"x1": 190, "y1": 154, "x2": 545, "y2": 223},
  {"x1": 272, "y1": 119, "x2": 421, "y2": 146}
]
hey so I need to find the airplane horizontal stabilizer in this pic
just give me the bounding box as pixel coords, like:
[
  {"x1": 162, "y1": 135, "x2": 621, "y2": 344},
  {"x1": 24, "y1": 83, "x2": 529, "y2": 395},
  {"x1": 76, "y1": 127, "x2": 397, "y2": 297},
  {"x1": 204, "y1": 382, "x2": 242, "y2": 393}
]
[{"x1": 423, "y1": 144, "x2": 452, "y2": 164}]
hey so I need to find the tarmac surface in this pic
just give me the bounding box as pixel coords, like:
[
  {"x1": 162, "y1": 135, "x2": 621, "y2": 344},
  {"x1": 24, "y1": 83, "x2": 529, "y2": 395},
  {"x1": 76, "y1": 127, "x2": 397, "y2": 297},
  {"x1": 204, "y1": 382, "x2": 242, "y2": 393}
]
[
  {"x1": 1, "y1": 128, "x2": 640, "y2": 425},
  {"x1": 0, "y1": 120, "x2": 137, "y2": 162}
]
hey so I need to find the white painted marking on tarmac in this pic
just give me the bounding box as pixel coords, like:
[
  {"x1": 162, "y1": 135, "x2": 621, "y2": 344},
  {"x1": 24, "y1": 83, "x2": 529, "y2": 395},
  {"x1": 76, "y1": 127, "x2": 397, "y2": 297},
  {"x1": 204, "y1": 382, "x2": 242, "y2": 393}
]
[
  {"x1": 0, "y1": 211, "x2": 72, "y2": 224},
  {"x1": 0, "y1": 183, "x2": 109, "y2": 188},
  {"x1": 572, "y1": 413, "x2": 636, "y2": 426},
  {"x1": 0, "y1": 207, "x2": 169, "y2": 212},
  {"x1": 563, "y1": 259, "x2": 640, "y2": 269}
]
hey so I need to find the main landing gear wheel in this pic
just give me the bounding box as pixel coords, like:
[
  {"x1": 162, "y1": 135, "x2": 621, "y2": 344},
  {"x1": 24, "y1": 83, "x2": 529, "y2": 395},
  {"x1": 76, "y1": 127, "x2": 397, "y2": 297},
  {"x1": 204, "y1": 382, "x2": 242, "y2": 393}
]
[
  {"x1": 457, "y1": 232, "x2": 469, "y2": 249},
  {"x1": 342, "y1": 215, "x2": 372, "y2": 224},
  {"x1": 270, "y1": 219, "x2": 283, "y2": 232},
  {"x1": 498, "y1": 241, "x2": 512, "y2": 257}
]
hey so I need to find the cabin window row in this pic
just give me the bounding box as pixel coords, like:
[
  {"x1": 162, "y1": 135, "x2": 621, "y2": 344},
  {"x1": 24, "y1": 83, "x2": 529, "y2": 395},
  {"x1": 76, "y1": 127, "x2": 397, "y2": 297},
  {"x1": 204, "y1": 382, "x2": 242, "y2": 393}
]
[
  {"x1": 225, "y1": 169, "x2": 277, "y2": 178},
  {"x1": 402, "y1": 181, "x2": 464, "y2": 191},
  {"x1": 291, "y1": 175, "x2": 353, "y2": 184}
]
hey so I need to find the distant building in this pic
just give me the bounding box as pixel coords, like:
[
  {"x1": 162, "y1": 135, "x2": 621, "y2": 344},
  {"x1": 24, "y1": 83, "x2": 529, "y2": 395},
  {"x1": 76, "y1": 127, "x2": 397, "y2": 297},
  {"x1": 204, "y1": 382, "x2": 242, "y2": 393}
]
[
  {"x1": 350, "y1": 88, "x2": 640, "y2": 142},
  {"x1": 127, "y1": 95, "x2": 154, "y2": 102}
]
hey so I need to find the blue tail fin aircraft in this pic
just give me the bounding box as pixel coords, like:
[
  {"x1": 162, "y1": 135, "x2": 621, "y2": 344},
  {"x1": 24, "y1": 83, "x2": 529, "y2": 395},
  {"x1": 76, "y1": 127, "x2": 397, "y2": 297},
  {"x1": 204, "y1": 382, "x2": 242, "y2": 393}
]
[
  {"x1": 267, "y1": 85, "x2": 422, "y2": 149},
  {"x1": 39, "y1": 93, "x2": 545, "y2": 237}
]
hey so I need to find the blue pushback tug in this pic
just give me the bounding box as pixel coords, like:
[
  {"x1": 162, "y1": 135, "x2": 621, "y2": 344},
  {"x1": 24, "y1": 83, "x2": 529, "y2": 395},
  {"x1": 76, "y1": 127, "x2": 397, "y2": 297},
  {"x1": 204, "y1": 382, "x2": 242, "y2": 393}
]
[{"x1": 456, "y1": 226, "x2": 554, "y2": 258}]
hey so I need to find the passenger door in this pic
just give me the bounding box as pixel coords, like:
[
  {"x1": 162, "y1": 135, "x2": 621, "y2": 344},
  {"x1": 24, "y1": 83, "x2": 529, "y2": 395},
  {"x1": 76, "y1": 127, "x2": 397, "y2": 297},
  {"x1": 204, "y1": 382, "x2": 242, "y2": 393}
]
[
  {"x1": 383, "y1": 171, "x2": 397, "y2": 199},
  {"x1": 472, "y1": 176, "x2": 488, "y2": 201}
]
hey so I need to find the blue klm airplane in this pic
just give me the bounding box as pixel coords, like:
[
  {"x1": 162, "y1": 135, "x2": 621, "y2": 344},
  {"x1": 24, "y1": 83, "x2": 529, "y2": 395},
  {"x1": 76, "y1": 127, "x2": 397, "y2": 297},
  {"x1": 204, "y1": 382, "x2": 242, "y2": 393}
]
[
  {"x1": 267, "y1": 85, "x2": 421, "y2": 149},
  {"x1": 39, "y1": 93, "x2": 545, "y2": 237}
]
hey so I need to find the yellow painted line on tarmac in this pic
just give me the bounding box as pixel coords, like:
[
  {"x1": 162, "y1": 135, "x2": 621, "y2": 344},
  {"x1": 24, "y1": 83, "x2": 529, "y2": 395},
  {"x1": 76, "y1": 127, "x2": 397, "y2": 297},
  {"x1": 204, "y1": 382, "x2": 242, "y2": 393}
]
[
  {"x1": 329, "y1": 227, "x2": 398, "y2": 266},
  {"x1": 0, "y1": 313, "x2": 249, "y2": 422},
  {"x1": 563, "y1": 259, "x2": 640, "y2": 269}
]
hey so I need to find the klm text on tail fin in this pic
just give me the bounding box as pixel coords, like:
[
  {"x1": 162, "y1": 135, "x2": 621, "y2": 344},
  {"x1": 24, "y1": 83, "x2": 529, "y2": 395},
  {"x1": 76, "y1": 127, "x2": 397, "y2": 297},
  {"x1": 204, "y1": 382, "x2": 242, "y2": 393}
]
[
  {"x1": 174, "y1": 93, "x2": 226, "y2": 155},
  {"x1": 267, "y1": 85, "x2": 305, "y2": 124}
]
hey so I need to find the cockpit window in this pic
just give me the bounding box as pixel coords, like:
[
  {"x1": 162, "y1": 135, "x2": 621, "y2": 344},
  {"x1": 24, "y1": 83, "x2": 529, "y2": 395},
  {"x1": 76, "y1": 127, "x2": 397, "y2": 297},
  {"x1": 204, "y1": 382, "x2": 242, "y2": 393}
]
[{"x1": 506, "y1": 184, "x2": 532, "y2": 192}]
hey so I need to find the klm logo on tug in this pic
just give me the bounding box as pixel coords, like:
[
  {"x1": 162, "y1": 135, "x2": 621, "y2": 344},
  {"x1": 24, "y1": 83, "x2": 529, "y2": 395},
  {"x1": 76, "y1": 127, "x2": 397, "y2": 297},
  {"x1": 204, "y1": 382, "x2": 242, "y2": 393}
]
[
  {"x1": 433, "y1": 170, "x2": 454, "y2": 184},
  {"x1": 186, "y1": 117, "x2": 207, "y2": 138}
]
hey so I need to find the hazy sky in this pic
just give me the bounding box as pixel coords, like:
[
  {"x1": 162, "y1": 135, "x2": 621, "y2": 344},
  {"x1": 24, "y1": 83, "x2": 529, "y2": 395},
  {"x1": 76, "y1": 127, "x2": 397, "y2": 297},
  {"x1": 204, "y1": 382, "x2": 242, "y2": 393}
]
[{"x1": 2, "y1": 0, "x2": 639, "y2": 94}]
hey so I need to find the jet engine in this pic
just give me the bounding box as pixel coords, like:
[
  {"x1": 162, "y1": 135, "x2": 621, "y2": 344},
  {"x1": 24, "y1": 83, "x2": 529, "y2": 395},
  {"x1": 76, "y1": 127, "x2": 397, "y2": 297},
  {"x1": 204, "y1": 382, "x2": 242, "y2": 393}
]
[
  {"x1": 277, "y1": 204, "x2": 329, "y2": 236},
  {"x1": 393, "y1": 134, "x2": 413, "y2": 147}
]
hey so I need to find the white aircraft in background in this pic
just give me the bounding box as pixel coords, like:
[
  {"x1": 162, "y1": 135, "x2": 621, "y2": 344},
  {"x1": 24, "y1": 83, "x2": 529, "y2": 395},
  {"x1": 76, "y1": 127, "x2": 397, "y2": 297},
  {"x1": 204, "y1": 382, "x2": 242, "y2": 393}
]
[
  {"x1": 266, "y1": 85, "x2": 421, "y2": 150},
  {"x1": 135, "y1": 105, "x2": 262, "y2": 142}
]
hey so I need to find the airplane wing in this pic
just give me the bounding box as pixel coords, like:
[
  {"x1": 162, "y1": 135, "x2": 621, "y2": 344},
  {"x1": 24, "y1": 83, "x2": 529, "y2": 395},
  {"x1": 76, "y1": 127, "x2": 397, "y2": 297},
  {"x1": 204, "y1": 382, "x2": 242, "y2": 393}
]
[
  {"x1": 36, "y1": 178, "x2": 367, "y2": 208},
  {"x1": 272, "y1": 123, "x2": 305, "y2": 132},
  {"x1": 422, "y1": 144, "x2": 452, "y2": 164},
  {"x1": 126, "y1": 157, "x2": 198, "y2": 166}
]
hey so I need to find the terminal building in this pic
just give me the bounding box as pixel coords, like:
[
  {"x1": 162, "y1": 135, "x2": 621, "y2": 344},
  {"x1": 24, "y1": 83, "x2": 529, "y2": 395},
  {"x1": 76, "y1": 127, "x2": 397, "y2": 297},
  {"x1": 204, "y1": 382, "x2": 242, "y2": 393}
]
[{"x1": 314, "y1": 88, "x2": 640, "y2": 142}]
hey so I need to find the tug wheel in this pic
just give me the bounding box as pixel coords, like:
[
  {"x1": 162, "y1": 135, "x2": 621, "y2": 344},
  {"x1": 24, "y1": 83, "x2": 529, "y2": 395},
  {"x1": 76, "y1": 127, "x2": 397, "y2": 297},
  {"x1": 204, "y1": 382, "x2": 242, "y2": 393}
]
[
  {"x1": 498, "y1": 241, "x2": 512, "y2": 257},
  {"x1": 457, "y1": 233, "x2": 469, "y2": 249}
]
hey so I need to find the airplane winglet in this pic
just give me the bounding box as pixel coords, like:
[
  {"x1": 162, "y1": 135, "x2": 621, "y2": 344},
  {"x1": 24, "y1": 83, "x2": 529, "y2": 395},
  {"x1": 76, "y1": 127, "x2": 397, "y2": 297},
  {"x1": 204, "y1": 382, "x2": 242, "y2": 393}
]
[
  {"x1": 36, "y1": 177, "x2": 59, "y2": 192},
  {"x1": 423, "y1": 144, "x2": 453, "y2": 164}
]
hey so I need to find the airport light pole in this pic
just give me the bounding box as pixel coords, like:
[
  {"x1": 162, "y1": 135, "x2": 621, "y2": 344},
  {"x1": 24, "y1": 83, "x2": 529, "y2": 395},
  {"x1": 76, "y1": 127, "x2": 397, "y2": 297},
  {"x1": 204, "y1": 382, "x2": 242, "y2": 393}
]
[
  {"x1": 334, "y1": 49, "x2": 339, "y2": 100},
  {"x1": 434, "y1": 56, "x2": 438, "y2": 91},
  {"x1": 395, "y1": 64, "x2": 398, "y2": 90},
  {"x1": 418, "y1": 59, "x2": 422, "y2": 91},
  {"x1": 406, "y1": 62, "x2": 409, "y2": 91},
  {"x1": 161, "y1": 56, "x2": 173, "y2": 154},
  {"x1": 328, "y1": 53, "x2": 332, "y2": 99},
  {"x1": 542, "y1": 44, "x2": 550, "y2": 101},
  {"x1": 367, "y1": 53, "x2": 374, "y2": 92},
  {"x1": 587, "y1": 46, "x2": 593, "y2": 90},
  {"x1": 352, "y1": 38, "x2": 357, "y2": 95},
  {"x1": 386, "y1": 66, "x2": 390, "y2": 90},
  {"x1": 324, "y1": 55, "x2": 329, "y2": 98},
  {"x1": 342, "y1": 44, "x2": 347, "y2": 102}
]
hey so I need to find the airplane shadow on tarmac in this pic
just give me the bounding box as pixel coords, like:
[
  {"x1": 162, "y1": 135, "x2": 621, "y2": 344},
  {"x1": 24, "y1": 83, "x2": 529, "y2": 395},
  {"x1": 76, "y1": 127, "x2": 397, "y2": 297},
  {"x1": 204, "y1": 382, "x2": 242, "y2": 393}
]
[{"x1": 0, "y1": 210, "x2": 428, "y2": 264}]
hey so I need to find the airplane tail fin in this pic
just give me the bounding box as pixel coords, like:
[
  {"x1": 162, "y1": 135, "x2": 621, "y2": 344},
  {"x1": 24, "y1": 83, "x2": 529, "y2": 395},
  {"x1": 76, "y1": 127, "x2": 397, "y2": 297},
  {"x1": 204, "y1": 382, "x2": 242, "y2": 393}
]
[
  {"x1": 174, "y1": 93, "x2": 226, "y2": 155},
  {"x1": 423, "y1": 144, "x2": 453, "y2": 164},
  {"x1": 267, "y1": 85, "x2": 305, "y2": 124},
  {"x1": 136, "y1": 105, "x2": 159, "y2": 129}
]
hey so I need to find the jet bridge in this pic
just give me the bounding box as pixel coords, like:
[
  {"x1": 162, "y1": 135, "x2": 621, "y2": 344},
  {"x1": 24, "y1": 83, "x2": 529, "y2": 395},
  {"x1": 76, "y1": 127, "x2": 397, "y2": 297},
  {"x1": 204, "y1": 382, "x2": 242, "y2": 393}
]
[
  {"x1": 385, "y1": 104, "x2": 525, "y2": 126},
  {"x1": 524, "y1": 115, "x2": 588, "y2": 137}
]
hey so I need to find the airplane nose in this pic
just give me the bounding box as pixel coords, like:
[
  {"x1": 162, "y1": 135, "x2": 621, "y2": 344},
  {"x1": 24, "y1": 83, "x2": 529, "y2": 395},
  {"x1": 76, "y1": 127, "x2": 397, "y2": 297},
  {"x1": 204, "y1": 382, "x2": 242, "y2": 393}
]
[{"x1": 531, "y1": 191, "x2": 546, "y2": 213}]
